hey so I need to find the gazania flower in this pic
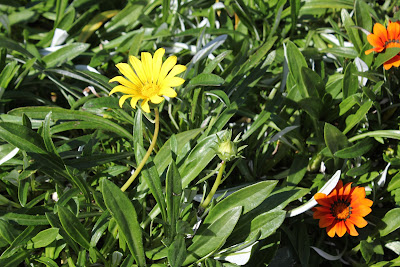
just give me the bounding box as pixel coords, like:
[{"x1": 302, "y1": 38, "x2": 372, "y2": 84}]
[
  {"x1": 313, "y1": 181, "x2": 373, "y2": 237},
  {"x1": 365, "y1": 21, "x2": 400, "y2": 70},
  {"x1": 109, "y1": 48, "x2": 186, "y2": 113}
]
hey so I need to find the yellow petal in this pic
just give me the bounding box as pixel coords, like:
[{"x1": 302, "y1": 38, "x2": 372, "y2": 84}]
[
  {"x1": 158, "y1": 55, "x2": 177, "y2": 85},
  {"x1": 165, "y1": 64, "x2": 187, "y2": 79},
  {"x1": 129, "y1": 55, "x2": 148, "y2": 85},
  {"x1": 153, "y1": 48, "x2": 165, "y2": 84},
  {"x1": 141, "y1": 99, "x2": 150, "y2": 113},
  {"x1": 109, "y1": 85, "x2": 137, "y2": 96},
  {"x1": 141, "y1": 52, "x2": 153, "y2": 83},
  {"x1": 159, "y1": 87, "x2": 177, "y2": 98},
  {"x1": 119, "y1": 95, "x2": 132, "y2": 108},
  {"x1": 160, "y1": 77, "x2": 185, "y2": 88},
  {"x1": 115, "y1": 63, "x2": 142, "y2": 87},
  {"x1": 109, "y1": 76, "x2": 138, "y2": 89},
  {"x1": 150, "y1": 95, "x2": 164, "y2": 104},
  {"x1": 130, "y1": 97, "x2": 140, "y2": 109}
]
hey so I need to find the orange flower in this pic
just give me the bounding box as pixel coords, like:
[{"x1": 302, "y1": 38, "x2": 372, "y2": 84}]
[
  {"x1": 313, "y1": 181, "x2": 373, "y2": 237},
  {"x1": 365, "y1": 21, "x2": 400, "y2": 70}
]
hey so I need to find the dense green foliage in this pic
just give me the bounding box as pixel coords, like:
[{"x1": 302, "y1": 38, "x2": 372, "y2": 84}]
[{"x1": 1, "y1": 0, "x2": 400, "y2": 266}]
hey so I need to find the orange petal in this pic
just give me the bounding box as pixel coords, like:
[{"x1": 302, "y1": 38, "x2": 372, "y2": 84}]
[
  {"x1": 367, "y1": 34, "x2": 385, "y2": 49},
  {"x1": 384, "y1": 54, "x2": 400, "y2": 70},
  {"x1": 343, "y1": 182, "x2": 352, "y2": 195},
  {"x1": 313, "y1": 206, "x2": 331, "y2": 213},
  {"x1": 345, "y1": 220, "x2": 359, "y2": 236},
  {"x1": 348, "y1": 215, "x2": 368, "y2": 228},
  {"x1": 352, "y1": 205, "x2": 372, "y2": 217},
  {"x1": 314, "y1": 193, "x2": 332, "y2": 207},
  {"x1": 352, "y1": 198, "x2": 373, "y2": 208},
  {"x1": 328, "y1": 189, "x2": 338, "y2": 202},
  {"x1": 373, "y1": 23, "x2": 388, "y2": 42},
  {"x1": 319, "y1": 216, "x2": 335, "y2": 228},
  {"x1": 350, "y1": 187, "x2": 366, "y2": 201},
  {"x1": 326, "y1": 223, "x2": 337, "y2": 237},
  {"x1": 388, "y1": 21, "x2": 400, "y2": 40},
  {"x1": 336, "y1": 221, "x2": 347, "y2": 237},
  {"x1": 335, "y1": 180, "x2": 343, "y2": 191}
]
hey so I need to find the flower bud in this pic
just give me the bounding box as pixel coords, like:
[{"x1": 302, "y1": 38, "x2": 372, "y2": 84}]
[{"x1": 215, "y1": 130, "x2": 246, "y2": 162}]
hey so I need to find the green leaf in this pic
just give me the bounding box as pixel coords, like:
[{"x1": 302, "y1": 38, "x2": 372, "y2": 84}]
[
  {"x1": 2, "y1": 213, "x2": 48, "y2": 225},
  {"x1": 180, "y1": 131, "x2": 229, "y2": 188},
  {"x1": 378, "y1": 208, "x2": 400, "y2": 237},
  {"x1": 45, "y1": 212, "x2": 79, "y2": 253},
  {"x1": 287, "y1": 155, "x2": 308, "y2": 186},
  {"x1": 0, "y1": 250, "x2": 30, "y2": 267},
  {"x1": 78, "y1": 10, "x2": 118, "y2": 42},
  {"x1": 334, "y1": 139, "x2": 374, "y2": 158},
  {"x1": 0, "y1": 122, "x2": 47, "y2": 154},
  {"x1": 205, "y1": 90, "x2": 230, "y2": 107},
  {"x1": 286, "y1": 41, "x2": 308, "y2": 98},
  {"x1": 388, "y1": 172, "x2": 400, "y2": 192},
  {"x1": 343, "y1": 100, "x2": 372, "y2": 134},
  {"x1": 185, "y1": 73, "x2": 225, "y2": 91},
  {"x1": 324, "y1": 123, "x2": 348, "y2": 155},
  {"x1": 349, "y1": 130, "x2": 400, "y2": 142},
  {"x1": 102, "y1": 179, "x2": 146, "y2": 267},
  {"x1": 8, "y1": 106, "x2": 132, "y2": 139},
  {"x1": 355, "y1": 0, "x2": 372, "y2": 37},
  {"x1": 183, "y1": 207, "x2": 242, "y2": 265},
  {"x1": 298, "y1": 97, "x2": 324, "y2": 119},
  {"x1": 205, "y1": 181, "x2": 277, "y2": 224},
  {"x1": 342, "y1": 63, "x2": 358, "y2": 99},
  {"x1": 35, "y1": 257, "x2": 59, "y2": 267},
  {"x1": 239, "y1": 36, "x2": 278, "y2": 74},
  {"x1": 341, "y1": 9, "x2": 363, "y2": 53},
  {"x1": 203, "y1": 50, "x2": 232, "y2": 74},
  {"x1": 135, "y1": 143, "x2": 167, "y2": 222},
  {"x1": 105, "y1": 2, "x2": 146, "y2": 33},
  {"x1": 0, "y1": 226, "x2": 40, "y2": 259},
  {"x1": 58, "y1": 206, "x2": 91, "y2": 250},
  {"x1": 373, "y1": 47, "x2": 400, "y2": 68},
  {"x1": 18, "y1": 176, "x2": 29, "y2": 207},
  {"x1": 42, "y1": 43, "x2": 90, "y2": 67},
  {"x1": 321, "y1": 47, "x2": 358, "y2": 59},
  {"x1": 360, "y1": 240, "x2": 374, "y2": 263},
  {"x1": 154, "y1": 128, "x2": 202, "y2": 173},
  {"x1": 339, "y1": 95, "x2": 359, "y2": 116},
  {"x1": 0, "y1": 220, "x2": 18, "y2": 244},
  {"x1": 301, "y1": 67, "x2": 325, "y2": 98},
  {"x1": 26, "y1": 228, "x2": 59, "y2": 249},
  {"x1": 168, "y1": 235, "x2": 186, "y2": 267},
  {"x1": 0, "y1": 36, "x2": 34, "y2": 58},
  {"x1": 242, "y1": 110, "x2": 271, "y2": 140},
  {"x1": 166, "y1": 161, "x2": 182, "y2": 243},
  {"x1": 65, "y1": 151, "x2": 135, "y2": 169},
  {"x1": 227, "y1": 209, "x2": 285, "y2": 244},
  {"x1": 42, "y1": 112, "x2": 59, "y2": 156}
]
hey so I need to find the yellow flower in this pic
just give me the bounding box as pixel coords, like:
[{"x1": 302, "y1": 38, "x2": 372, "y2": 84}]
[{"x1": 109, "y1": 48, "x2": 186, "y2": 113}]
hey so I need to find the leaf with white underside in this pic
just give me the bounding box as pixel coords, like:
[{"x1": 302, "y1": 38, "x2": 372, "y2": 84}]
[{"x1": 286, "y1": 170, "x2": 341, "y2": 217}]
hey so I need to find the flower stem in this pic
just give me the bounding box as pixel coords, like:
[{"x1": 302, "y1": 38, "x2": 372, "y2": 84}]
[
  {"x1": 200, "y1": 161, "x2": 226, "y2": 209},
  {"x1": 121, "y1": 107, "x2": 159, "y2": 192}
]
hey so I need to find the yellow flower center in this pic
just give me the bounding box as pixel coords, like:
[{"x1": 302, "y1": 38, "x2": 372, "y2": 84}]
[
  {"x1": 330, "y1": 200, "x2": 351, "y2": 221},
  {"x1": 385, "y1": 39, "x2": 400, "y2": 49},
  {"x1": 141, "y1": 82, "x2": 160, "y2": 98}
]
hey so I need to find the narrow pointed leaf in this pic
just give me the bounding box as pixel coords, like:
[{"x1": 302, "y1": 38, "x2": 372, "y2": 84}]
[{"x1": 102, "y1": 179, "x2": 146, "y2": 266}]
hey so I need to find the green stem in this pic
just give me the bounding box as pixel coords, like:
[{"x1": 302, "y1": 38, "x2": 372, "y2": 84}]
[
  {"x1": 121, "y1": 108, "x2": 160, "y2": 192},
  {"x1": 200, "y1": 161, "x2": 226, "y2": 209}
]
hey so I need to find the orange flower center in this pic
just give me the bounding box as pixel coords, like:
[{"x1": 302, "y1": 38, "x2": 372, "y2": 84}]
[
  {"x1": 385, "y1": 39, "x2": 400, "y2": 49},
  {"x1": 141, "y1": 83, "x2": 159, "y2": 98},
  {"x1": 330, "y1": 200, "x2": 351, "y2": 221}
]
